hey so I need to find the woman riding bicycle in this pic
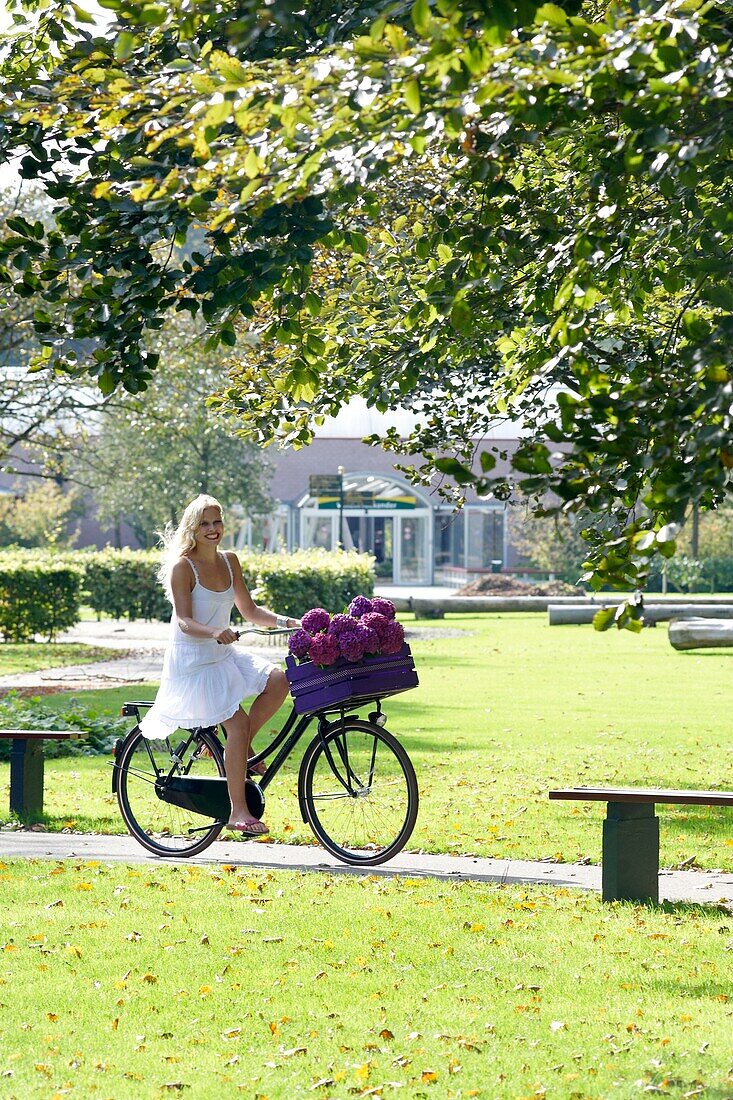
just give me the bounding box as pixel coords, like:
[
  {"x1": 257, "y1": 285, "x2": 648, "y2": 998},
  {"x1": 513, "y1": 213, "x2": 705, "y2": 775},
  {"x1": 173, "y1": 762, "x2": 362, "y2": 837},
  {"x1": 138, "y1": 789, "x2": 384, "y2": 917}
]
[{"x1": 139, "y1": 494, "x2": 301, "y2": 837}]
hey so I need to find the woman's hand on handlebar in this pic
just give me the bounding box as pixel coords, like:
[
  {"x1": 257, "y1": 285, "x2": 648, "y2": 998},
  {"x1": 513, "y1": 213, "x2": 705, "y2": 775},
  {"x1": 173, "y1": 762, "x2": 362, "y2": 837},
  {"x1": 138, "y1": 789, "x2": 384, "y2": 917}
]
[{"x1": 214, "y1": 626, "x2": 239, "y2": 645}]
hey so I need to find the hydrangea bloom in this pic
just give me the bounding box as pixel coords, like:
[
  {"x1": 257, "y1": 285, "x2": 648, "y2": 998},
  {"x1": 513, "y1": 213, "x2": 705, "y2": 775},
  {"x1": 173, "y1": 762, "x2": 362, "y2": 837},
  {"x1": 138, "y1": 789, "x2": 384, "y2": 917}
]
[
  {"x1": 370, "y1": 597, "x2": 396, "y2": 621},
  {"x1": 348, "y1": 595, "x2": 373, "y2": 618},
  {"x1": 381, "y1": 619, "x2": 405, "y2": 655},
  {"x1": 360, "y1": 612, "x2": 390, "y2": 648},
  {"x1": 287, "y1": 628, "x2": 312, "y2": 660},
  {"x1": 328, "y1": 613, "x2": 359, "y2": 637},
  {"x1": 355, "y1": 622, "x2": 379, "y2": 654},
  {"x1": 301, "y1": 607, "x2": 331, "y2": 635},
  {"x1": 309, "y1": 632, "x2": 340, "y2": 667},
  {"x1": 339, "y1": 632, "x2": 367, "y2": 662}
]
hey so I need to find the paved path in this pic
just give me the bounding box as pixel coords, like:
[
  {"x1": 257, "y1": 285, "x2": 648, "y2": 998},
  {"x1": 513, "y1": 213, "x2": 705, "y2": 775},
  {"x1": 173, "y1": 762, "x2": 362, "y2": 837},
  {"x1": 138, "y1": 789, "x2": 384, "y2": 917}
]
[{"x1": 1, "y1": 831, "x2": 731, "y2": 905}]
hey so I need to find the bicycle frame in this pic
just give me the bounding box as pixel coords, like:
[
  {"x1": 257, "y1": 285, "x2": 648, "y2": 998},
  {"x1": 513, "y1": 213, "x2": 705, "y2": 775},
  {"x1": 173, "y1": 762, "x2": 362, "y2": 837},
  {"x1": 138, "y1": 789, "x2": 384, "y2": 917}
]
[{"x1": 112, "y1": 698, "x2": 386, "y2": 825}]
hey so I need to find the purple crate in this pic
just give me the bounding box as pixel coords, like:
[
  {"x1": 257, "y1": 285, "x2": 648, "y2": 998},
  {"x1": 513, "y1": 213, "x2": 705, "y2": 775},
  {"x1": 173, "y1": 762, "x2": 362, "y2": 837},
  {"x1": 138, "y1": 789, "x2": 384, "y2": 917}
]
[{"x1": 285, "y1": 643, "x2": 418, "y2": 715}]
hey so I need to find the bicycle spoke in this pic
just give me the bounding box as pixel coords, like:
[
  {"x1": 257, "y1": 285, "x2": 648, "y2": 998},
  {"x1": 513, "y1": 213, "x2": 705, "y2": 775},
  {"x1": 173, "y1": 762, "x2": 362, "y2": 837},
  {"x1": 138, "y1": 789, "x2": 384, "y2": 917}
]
[
  {"x1": 302, "y1": 721, "x2": 418, "y2": 865},
  {"x1": 118, "y1": 729, "x2": 226, "y2": 856}
]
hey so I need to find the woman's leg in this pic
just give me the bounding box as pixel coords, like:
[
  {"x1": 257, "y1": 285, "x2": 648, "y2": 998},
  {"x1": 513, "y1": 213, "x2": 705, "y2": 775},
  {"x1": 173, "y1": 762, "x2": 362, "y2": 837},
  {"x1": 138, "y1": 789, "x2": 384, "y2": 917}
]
[
  {"x1": 221, "y1": 706, "x2": 262, "y2": 828},
  {"x1": 248, "y1": 669, "x2": 289, "y2": 745}
]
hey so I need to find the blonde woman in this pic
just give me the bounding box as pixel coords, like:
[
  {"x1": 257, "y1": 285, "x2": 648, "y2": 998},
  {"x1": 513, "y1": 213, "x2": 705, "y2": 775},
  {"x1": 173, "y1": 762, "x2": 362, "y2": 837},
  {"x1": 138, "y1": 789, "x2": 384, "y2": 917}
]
[{"x1": 140, "y1": 494, "x2": 300, "y2": 836}]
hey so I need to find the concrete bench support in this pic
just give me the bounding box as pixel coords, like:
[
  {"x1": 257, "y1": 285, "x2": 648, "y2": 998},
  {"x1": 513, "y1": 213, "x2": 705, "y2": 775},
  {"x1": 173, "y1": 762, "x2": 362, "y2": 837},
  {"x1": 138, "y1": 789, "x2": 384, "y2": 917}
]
[
  {"x1": 2, "y1": 730, "x2": 86, "y2": 817},
  {"x1": 550, "y1": 787, "x2": 733, "y2": 904},
  {"x1": 10, "y1": 738, "x2": 45, "y2": 817},
  {"x1": 602, "y1": 801, "x2": 659, "y2": 904}
]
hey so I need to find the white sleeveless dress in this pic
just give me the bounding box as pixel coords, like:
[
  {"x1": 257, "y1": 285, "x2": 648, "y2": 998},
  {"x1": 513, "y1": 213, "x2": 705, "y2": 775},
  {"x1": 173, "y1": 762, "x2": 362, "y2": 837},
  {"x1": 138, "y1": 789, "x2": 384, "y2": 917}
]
[{"x1": 139, "y1": 553, "x2": 275, "y2": 738}]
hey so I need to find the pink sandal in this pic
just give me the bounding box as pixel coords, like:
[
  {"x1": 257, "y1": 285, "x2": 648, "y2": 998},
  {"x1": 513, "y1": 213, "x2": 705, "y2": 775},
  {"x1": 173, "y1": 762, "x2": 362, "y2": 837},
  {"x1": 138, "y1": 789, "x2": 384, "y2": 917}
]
[{"x1": 228, "y1": 818, "x2": 268, "y2": 837}]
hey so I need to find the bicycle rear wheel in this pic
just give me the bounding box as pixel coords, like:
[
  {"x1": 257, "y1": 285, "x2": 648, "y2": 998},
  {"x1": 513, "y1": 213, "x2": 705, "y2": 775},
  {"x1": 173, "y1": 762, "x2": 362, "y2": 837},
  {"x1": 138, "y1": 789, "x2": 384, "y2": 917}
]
[
  {"x1": 116, "y1": 728, "x2": 225, "y2": 857},
  {"x1": 299, "y1": 719, "x2": 418, "y2": 866}
]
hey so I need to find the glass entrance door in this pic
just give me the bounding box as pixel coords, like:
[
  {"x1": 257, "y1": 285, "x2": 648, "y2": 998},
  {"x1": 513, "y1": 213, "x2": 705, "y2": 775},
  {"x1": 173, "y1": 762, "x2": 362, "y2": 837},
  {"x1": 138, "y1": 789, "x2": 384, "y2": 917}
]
[
  {"x1": 345, "y1": 515, "x2": 395, "y2": 580},
  {"x1": 396, "y1": 514, "x2": 430, "y2": 584}
]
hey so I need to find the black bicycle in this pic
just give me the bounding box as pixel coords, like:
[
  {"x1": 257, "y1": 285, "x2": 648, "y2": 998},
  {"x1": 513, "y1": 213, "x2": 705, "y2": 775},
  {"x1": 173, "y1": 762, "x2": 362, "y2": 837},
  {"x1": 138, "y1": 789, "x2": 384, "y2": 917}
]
[{"x1": 111, "y1": 629, "x2": 419, "y2": 866}]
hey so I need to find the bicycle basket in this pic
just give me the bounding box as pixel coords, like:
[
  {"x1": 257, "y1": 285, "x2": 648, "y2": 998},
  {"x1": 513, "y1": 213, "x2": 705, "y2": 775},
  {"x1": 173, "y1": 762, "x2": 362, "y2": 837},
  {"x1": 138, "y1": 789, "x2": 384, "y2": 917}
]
[{"x1": 285, "y1": 643, "x2": 418, "y2": 715}]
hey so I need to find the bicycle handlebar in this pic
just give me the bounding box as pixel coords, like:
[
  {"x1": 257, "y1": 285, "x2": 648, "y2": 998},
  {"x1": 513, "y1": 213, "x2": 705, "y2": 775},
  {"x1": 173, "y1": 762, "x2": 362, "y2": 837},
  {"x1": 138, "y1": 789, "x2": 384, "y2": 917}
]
[{"x1": 232, "y1": 626, "x2": 299, "y2": 640}]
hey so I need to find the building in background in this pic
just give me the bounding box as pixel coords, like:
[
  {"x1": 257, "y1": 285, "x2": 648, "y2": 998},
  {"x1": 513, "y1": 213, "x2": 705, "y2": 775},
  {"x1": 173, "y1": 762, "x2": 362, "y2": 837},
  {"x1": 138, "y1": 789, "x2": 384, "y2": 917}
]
[{"x1": 234, "y1": 399, "x2": 516, "y2": 587}]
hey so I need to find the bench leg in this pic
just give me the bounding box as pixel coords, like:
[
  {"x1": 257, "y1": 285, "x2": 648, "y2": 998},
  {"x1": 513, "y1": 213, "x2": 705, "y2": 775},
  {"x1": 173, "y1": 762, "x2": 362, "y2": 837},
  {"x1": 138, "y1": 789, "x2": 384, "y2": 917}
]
[
  {"x1": 602, "y1": 801, "x2": 659, "y2": 904},
  {"x1": 9, "y1": 739, "x2": 44, "y2": 817}
]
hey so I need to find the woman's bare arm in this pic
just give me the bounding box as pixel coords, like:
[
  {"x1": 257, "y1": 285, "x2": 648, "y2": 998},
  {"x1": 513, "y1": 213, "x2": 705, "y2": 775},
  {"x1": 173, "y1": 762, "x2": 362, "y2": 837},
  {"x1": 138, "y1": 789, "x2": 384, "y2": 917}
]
[{"x1": 227, "y1": 552, "x2": 300, "y2": 628}]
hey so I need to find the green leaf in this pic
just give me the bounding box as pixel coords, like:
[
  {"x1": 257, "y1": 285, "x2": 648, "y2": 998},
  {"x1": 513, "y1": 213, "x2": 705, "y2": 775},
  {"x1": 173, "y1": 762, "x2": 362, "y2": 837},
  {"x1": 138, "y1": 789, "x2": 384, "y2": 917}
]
[
  {"x1": 403, "y1": 79, "x2": 421, "y2": 114},
  {"x1": 435, "y1": 457, "x2": 475, "y2": 485},
  {"x1": 449, "y1": 300, "x2": 471, "y2": 332},
  {"x1": 349, "y1": 231, "x2": 369, "y2": 256},
  {"x1": 113, "y1": 31, "x2": 136, "y2": 60},
  {"x1": 411, "y1": 0, "x2": 430, "y2": 35}
]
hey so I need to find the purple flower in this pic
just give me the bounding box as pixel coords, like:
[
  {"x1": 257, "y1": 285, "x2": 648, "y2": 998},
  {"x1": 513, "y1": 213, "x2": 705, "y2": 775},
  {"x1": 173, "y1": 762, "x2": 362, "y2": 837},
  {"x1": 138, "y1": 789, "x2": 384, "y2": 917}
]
[
  {"x1": 339, "y1": 632, "x2": 367, "y2": 662},
  {"x1": 302, "y1": 607, "x2": 331, "y2": 635},
  {"x1": 371, "y1": 597, "x2": 396, "y2": 620},
  {"x1": 288, "y1": 628, "x2": 312, "y2": 660},
  {"x1": 381, "y1": 620, "x2": 405, "y2": 655},
  {"x1": 355, "y1": 622, "x2": 379, "y2": 654},
  {"x1": 360, "y1": 612, "x2": 390, "y2": 648},
  {"x1": 328, "y1": 613, "x2": 359, "y2": 638},
  {"x1": 348, "y1": 595, "x2": 373, "y2": 618},
  {"x1": 309, "y1": 632, "x2": 340, "y2": 667}
]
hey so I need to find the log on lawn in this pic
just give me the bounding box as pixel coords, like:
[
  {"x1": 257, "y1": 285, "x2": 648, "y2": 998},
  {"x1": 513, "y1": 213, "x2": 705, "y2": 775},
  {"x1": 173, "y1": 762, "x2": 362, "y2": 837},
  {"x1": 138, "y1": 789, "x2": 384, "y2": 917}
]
[{"x1": 668, "y1": 618, "x2": 733, "y2": 651}]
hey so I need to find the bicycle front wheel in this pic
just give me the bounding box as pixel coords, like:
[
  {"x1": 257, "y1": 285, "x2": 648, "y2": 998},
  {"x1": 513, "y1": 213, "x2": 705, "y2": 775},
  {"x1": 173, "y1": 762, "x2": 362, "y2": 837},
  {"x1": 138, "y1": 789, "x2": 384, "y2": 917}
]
[
  {"x1": 116, "y1": 728, "x2": 226, "y2": 857},
  {"x1": 299, "y1": 719, "x2": 418, "y2": 866}
]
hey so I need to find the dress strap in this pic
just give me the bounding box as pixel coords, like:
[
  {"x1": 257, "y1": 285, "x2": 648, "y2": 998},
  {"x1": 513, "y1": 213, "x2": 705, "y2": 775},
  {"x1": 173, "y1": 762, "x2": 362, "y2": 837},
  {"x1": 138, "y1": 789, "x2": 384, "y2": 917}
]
[
  {"x1": 221, "y1": 551, "x2": 235, "y2": 587},
  {"x1": 183, "y1": 556, "x2": 199, "y2": 585}
]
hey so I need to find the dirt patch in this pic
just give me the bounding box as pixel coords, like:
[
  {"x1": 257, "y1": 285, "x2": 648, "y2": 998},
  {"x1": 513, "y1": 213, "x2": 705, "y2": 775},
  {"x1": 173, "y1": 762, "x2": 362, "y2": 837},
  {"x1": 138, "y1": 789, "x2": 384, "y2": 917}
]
[{"x1": 456, "y1": 574, "x2": 584, "y2": 597}]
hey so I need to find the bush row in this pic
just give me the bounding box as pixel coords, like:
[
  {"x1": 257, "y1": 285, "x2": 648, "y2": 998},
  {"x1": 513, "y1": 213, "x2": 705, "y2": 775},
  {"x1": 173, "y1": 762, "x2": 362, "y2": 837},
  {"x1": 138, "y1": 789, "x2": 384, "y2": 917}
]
[
  {"x1": 0, "y1": 556, "x2": 80, "y2": 642},
  {"x1": 0, "y1": 691, "x2": 129, "y2": 760},
  {"x1": 0, "y1": 547, "x2": 375, "y2": 641}
]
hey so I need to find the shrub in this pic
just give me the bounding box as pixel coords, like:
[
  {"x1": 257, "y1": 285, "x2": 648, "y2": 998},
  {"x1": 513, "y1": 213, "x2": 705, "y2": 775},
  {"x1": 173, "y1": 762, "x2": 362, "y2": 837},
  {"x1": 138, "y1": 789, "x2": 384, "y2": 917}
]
[
  {"x1": 80, "y1": 548, "x2": 171, "y2": 621},
  {"x1": 0, "y1": 552, "x2": 82, "y2": 642},
  {"x1": 0, "y1": 548, "x2": 375, "y2": 634},
  {"x1": 253, "y1": 549, "x2": 375, "y2": 619},
  {"x1": 700, "y1": 555, "x2": 733, "y2": 594},
  {"x1": 0, "y1": 692, "x2": 129, "y2": 760}
]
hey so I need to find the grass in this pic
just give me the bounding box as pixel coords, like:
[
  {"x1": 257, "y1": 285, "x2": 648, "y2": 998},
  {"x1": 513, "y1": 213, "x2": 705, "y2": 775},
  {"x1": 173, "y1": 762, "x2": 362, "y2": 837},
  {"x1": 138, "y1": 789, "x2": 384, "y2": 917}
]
[
  {"x1": 1, "y1": 613, "x2": 733, "y2": 869},
  {"x1": 1, "y1": 859, "x2": 732, "y2": 1099},
  {"x1": 0, "y1": 643, "x2": 121, "y2": 678}
]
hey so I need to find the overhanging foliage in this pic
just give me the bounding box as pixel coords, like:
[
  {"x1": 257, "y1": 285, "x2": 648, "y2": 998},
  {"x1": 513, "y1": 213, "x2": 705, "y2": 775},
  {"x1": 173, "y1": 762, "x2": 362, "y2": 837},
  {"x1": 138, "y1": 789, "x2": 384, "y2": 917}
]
[{"x1": 1, "y1": 0, "x2": 732, "y2": 596}]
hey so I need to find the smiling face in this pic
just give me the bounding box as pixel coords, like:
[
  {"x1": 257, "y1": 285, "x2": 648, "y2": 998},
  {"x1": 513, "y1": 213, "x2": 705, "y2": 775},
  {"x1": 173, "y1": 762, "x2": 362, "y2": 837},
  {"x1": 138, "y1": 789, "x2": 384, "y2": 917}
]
[{"x1": 194, "y1": 506, "x2": 224, "y2": 550}]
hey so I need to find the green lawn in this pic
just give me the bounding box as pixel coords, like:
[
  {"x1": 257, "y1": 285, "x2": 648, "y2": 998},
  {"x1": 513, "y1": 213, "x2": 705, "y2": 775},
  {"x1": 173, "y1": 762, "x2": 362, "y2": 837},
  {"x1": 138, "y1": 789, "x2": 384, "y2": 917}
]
[
  {"x1": 0, "y1": 643, "x2": 121, "y2": 677},
  {"x1": 1, "y1": 859, "x2": 732, "y2": 1099},
  {"x1": 1, "y1": 614, "x2": 732, "y2": 869}
]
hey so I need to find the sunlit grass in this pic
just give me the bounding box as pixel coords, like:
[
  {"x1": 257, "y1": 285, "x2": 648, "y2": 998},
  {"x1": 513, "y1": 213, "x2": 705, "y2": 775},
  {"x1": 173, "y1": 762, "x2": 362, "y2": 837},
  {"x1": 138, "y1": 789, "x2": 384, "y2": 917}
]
[
  {"x1": 1, "y1": 859, "x2": 732, "y2": 1099},
  {"x1": 0, "y1": 643, "x2": 121, "y2": 677},
  {"x1": 1, "y1": 614, "x2": 732, "y2": 869}
]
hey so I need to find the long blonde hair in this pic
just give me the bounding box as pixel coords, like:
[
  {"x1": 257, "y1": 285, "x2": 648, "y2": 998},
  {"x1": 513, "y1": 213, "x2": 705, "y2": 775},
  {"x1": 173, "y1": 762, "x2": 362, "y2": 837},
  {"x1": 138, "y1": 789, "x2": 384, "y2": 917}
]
[{"x1": 157, "y1": 494, "x2": 224, "y2": 598}]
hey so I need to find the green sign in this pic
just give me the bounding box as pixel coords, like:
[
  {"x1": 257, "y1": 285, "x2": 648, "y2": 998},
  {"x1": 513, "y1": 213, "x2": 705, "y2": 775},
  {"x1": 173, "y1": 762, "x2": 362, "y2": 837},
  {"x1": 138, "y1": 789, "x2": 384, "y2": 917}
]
[{"x1": 317, "y1": 492, "x2": 418, "y2": 511}]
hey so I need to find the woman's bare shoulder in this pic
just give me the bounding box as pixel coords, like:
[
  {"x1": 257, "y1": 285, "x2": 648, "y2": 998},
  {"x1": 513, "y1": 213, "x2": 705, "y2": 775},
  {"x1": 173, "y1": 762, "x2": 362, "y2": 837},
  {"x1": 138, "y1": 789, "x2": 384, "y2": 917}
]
[
  {"x1": 223, "y1": 550, "x2": 243, "y2": 573},
  {"x1": 170, "y1": 557, "x2": 195, "y2": 580}
]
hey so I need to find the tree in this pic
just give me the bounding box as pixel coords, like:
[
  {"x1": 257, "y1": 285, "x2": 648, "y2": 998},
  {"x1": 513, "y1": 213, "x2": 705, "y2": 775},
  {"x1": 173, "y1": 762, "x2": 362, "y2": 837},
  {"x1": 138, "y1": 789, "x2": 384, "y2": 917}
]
[
  {"x1": 75, "y1": 316, "x2": 271, "y2": 545},
  {"x1": 0, "y1": 481, "x2": 81, "y2": 547},
  {"x1": 508, "y1": 508, "x2": 588, "y2": 583},
  {"x1": 1, "y1": 0, "x2": 732, "y2": 602},
  {"x1": 0, "y1": 185, "x2": 108, "y2": 478}
]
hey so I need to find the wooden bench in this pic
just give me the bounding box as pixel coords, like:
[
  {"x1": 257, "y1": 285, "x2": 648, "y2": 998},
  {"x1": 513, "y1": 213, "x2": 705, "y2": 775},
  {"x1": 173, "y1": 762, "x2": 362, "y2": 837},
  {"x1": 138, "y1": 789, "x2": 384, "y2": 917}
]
[
  {"x1": 549, "y1": 787, "x2": 733, "y2": 904},
  {"x1": 1, "y1": 729, "x2": 87, "y2": 817}
]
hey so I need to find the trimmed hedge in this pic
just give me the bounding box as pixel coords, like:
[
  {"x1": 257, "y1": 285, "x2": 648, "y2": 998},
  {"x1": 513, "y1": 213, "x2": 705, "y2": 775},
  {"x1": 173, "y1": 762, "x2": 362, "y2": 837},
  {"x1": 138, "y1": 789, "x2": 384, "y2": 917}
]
[
  {"x1": 81, "y1": 548, "x2": 171, "y2": 621},
  {"x1": 0, "y1": 548, "x2": 375, "y2": 638},
  {"x1": 252, "y1": 549, "x2": 375, "y2": 618},
  {"x1": 0, "y1": 552, "x2": 81, "y2": 642}
]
